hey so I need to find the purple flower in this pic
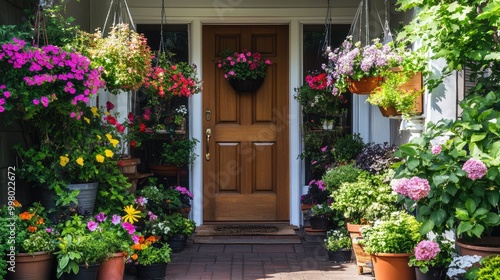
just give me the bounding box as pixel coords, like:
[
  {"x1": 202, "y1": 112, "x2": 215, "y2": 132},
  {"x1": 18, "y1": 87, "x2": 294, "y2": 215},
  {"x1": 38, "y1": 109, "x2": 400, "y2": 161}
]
[
  {"x1": 134, "y1": 196, "x2": 148, "y2": 206},
  {"x1": 431, "y1": 145, "x2": 442, "y2": 155},
  {"x1": 46, "y1": 228, "x2": 52, "y2": 233},
  {"x1": 87, "y1": 220, "x2": 99, "y2": 231},
  {"x1": 132, "y1": 234, "x2": 140, "y2": 244},
  {"x1": 148, "y1": 211, "x2": 158, "y2": 221},
  {"x1": 462, "y1": 158, "x2": 487, "y2": 181},
  {"x1": 414, "y1": 240, "x2": 440, "y2": 261},
  {"x1": 122, "y1": 222, "x2": 136, "y2": 235},
  {"x1": 95, "y1": 212, "x2": 107, "y2": 222},
  {"x1": 112, "y1": 214, "x2": 121, "y2": 225},
  {"x1": 321, "y1": 146, "x2": 328, "y2": 153}
]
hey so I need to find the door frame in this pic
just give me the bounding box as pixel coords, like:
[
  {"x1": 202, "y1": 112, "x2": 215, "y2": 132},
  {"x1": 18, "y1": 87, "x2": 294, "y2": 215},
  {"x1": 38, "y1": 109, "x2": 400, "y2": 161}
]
[{"x1": 189, "y1": 20, "x2": 304, "y2": 227}]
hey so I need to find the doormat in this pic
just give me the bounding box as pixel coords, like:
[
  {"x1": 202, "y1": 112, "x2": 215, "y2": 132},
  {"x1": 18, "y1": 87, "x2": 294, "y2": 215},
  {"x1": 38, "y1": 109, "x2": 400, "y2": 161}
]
[{"x1": 193, "y1": 224, "x2": 301, "y2": 244}]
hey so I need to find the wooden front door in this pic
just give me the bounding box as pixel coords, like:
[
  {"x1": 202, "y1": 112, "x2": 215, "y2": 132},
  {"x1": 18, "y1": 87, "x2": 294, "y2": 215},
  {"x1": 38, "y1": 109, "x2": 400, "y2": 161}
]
[{"x1": 202, "y1": 25, "x2": 289, "y2": 222}]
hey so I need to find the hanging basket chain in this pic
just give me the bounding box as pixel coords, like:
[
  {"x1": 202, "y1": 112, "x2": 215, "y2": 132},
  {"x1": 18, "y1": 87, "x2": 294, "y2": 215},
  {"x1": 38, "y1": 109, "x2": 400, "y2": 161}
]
[
  {"x1": 321, "y1": 0, "x2": 333, "y2": 53},
  {"x1": 33, "y1": 1, "x2": 49, "y2": 47},
  {"x1": 102, "y1": 0, "x2": 136, "y2": 37}
]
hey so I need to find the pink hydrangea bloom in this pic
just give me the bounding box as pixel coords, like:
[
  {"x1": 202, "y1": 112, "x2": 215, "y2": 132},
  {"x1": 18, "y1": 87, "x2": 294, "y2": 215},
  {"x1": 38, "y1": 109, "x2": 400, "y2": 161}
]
[
  {"x1": 431, "y1": 145, "x2": 442, "y2": 155},
  {"x1": 406, "y1": 177, "x2": 431, "y2": 201},
  {"x1": 462, "y1": 158, "x2": 487, "y2": 181},
  {"x1": 391, "y1": 178, "x2": 410, "y2": 196},
  {"x1": 414, "y1": 240, "x2": 440, "y2": 261}
]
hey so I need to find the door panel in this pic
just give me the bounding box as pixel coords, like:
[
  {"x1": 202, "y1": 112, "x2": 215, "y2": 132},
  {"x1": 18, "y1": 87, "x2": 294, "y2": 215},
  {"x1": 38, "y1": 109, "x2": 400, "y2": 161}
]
[{"x1": 202, "y1": 25, "x2": 289, "y2": 222}]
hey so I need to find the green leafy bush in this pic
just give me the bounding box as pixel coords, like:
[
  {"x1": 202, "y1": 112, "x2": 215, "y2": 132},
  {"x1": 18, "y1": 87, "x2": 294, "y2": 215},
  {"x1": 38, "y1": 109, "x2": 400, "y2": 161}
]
[{"x1": 322, "y1": 163, "x2": 362, "y2": 193}]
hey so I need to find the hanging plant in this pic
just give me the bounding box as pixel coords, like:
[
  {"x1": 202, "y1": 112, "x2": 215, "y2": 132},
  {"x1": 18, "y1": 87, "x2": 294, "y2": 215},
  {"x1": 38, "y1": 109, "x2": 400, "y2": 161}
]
[{"x1": 74, "y1": 23, "x2": 152, "y2": 94}]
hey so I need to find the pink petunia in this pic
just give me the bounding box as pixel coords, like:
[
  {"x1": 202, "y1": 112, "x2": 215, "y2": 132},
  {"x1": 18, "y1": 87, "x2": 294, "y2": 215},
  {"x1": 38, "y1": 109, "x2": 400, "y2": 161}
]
[
  {"x1": 87, "y1": 220, "x2": 99, "y2": 231},
  {"x1": 95, "y1": 212, "x2": 107, "y2": 222},
  {"x1": 112, "y1": 214, "x2": 121, "y2": 225},
  {"x1": 32, "y1": 99, "x2": 40, "y2": 105},
  {"x1": 122, "y1": 222, "x2": 136, "y2": 235}
]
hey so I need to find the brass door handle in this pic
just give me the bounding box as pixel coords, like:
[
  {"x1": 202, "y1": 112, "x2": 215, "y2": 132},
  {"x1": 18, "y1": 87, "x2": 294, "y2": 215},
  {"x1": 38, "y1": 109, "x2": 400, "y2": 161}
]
[{"x1": 205, "y1": 128, "x2": 211, "y2": 161}]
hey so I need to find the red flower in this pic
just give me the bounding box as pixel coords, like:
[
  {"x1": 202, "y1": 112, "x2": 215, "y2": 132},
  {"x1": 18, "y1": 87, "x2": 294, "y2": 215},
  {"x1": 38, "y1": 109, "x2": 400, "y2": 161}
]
[
  {"x1": 139, "y1": 123, "x2": 146, "y2": 132},
  {"x1": 106, "y1": 101, "x2": 115, "y2": 111},
  {"x1": 130, "y1": 140, "x2": 137, "y2": 147},
  {"x1": 106, "y1": 116, "x2": 117, "y2": 125}
]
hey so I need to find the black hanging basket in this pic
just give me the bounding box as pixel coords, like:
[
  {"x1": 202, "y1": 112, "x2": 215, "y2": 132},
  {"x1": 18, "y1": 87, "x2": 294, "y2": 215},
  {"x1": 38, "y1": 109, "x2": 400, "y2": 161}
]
[{"x1": 228, "y1": 77, "x2": 264, "y2": 93}]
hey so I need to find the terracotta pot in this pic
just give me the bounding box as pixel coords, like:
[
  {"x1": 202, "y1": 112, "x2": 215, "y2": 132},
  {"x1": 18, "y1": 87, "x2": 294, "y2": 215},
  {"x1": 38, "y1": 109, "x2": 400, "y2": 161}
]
[
  {"x1": 378, "y1": 105, "x2": 401, "y2": 117},
  {"x1": 97, "y1": 252, "x2": 125, "y2": 280},
  {"x1": 347, "y1": 223, "x2": 365, "y2": 236},
  {"x1": 415, "y1": 266, "x2": 447, "y2": 280},
  {"x1": 228, "y1": 77, "x2": 264, "y2": 93},
  {"x1": 6, "y1": 252, "x2": 54, "y2": 280},
  {"x1": 348, "y1": 76, "x2": 382, "y2": 94},
  {"x1": 456, "y1": 237, "x2": 500, "y2": 258},
  {"x1": 371, "y1": 253, "x2": 416, "y2": 280},
  {"x1": 300, "y1": 203, "x2": 314, "y2": 211}
]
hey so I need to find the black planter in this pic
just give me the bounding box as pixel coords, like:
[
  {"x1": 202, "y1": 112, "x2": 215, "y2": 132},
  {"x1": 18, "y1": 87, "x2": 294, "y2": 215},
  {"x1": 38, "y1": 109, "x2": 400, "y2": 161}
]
[
  {"x1": 136, "y1": 263, "x2": 167, "y2": 280},
  {"x1": 309, "y1": 216, "x2": 334, "y2": 230},
  {"x1": 415, "y1": 266, "x2": 447, "y2": 280},
  {"x1": 167, "y1": 234, "x2": 186, "y2": 252},
  {"x1": 62, "y1": 263, "x2": 100, "y2": 280},
  {"x1": 228, "y1": 77, "x2": 264, "y2": 92},
  {"x1": 327, "y1": 250, "x2": 352, "y2": 263}
]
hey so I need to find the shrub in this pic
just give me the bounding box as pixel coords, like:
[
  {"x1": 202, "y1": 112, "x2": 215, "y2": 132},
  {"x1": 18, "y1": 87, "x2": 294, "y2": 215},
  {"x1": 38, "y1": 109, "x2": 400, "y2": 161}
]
[
  {"x1": 332, "y1": 133, "x2": 365, "y2": 163},
  {"x1": 322, "y1": 163, "x2": 362, "y2": 193},
  {"x1": 355, "y1": 142, "x2": 399, "y2": 174}
]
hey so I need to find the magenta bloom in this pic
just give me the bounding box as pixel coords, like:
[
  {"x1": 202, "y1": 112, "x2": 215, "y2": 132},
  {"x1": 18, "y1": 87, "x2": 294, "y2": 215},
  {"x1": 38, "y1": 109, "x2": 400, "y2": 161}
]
[
  {"x1": 122, "y1": 222, "x2": 136, "y2": 235},
  {"x1": 132, "y1": 234, "x2": 140, "y2": 244},
  {"x1": 414, "y1": 240, "x2": 440, "y2": 261},
  {"x1": 321, "y1": 146, "x2": 328, "y2": 153},
  {"x1": 95, "y1": 212, "x2": 107, "y2": 222},
  {"x1": 462, "y1": 158, "x2": 487, "y2": 181},
  {"x1": 406, "y1": 177, "x2": 431, "y2": 201},
  {"x1": 431, "y1": 145, "x2": 442, "y2": 155},
  {"x1": 87, "y1": 220, "x2": 99, "y2": 232},
  {"x1": 148, "y1": 211, "x2": 158, "y2": 221},
  {"x1": 112, "y1": 214, "x2": 121, "y2": 225},
  {"x1": 391, "y1": 178, "x2": 410, "y2": 196}
]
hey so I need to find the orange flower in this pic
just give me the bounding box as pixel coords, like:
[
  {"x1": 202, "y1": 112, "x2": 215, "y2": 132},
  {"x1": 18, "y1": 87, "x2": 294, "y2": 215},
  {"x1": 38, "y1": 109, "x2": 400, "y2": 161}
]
[
  {"x1": 145, "y1": 236, "x2": 157, "y2": 245},
  {"x1": 28, "y1": 226, "x2": 37, "y2": 233},
  {"x1": 131, "y1": 244, "x2": 143, "y2": 251},
  {"x1": 36, "y1": 218, "x2": 44, "y2": 225},
  {"x1": 13, "y1": 200, "x2": 22, "y2": 207},
  {"x1": 19, "y1": 212, "x2": 33, "y2": 220},
  {"x1": 131, "y1": 254, "x2": 138, "y2": 260},
  {"x1": 138, "y1": 236, "x2": 145, "y2": 244}
]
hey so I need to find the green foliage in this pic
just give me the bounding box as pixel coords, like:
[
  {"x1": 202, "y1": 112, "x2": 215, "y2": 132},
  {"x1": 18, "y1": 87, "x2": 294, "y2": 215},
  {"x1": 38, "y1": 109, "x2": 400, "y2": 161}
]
[
  {"x1": 323, "y1": 228, "x2": 352, "y2": 251},
  {"x1": 367, "y1": 70, "x2": 424, "y2": 118},
  {"x1": 360, "y1": 211, "x2": 421, "y2": 254},
  {"x1": 322, "y1": 163, "x2": 362, "y2": 193},
  {"x1": 133, "y1": 242, "x2": 172, "y2": 266},
  {"x1": 477, "y1": 255, "x2": 500, "y2": 280},
  {"x1": 331, "y1": 171, "x2": 399, "y2": 224},
  {"x1": 159, "y1": 138, "x2": 199, "y2": 167},
  {"x1": 332, "y1": 133, "x2": 365, "y2": 163},
  {"x1": 164, "y1": 213, "x2": 194, "y2": 237},
  {"x1": 393, "y1": 92, "x2": 500, "y2": 238}
]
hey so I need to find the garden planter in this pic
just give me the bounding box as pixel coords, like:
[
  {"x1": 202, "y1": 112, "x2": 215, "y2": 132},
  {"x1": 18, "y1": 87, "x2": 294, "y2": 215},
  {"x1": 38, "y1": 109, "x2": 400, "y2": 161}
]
[
  {"x1": 348, "y1": 76, "x2": 381, "y2": 94},
  {"x1": 63, "y1": 263, "x2": 100, "y2": 280},
  {"x1": 228, "y1": 77, "x2": 264, "y2": 92},
  {"x1": 135, "y1": 263, "x2": 167, "y2": 280},
  {"x1": 117, "y1": 157, "x2": 141, "y2": 174},
  {"x1": 180, "y1": 206, "x2": 191, "y2": 218},
  {"x1": 371, "y1": 253, "x2": 415, "y2": 280},
  {"x1": 352, "y1": 237, "x2": 372, "y2": 274},
  {"x1": 309, "y1": 216, "x2": 334, "y2": 230},
  {"x1": 327, "y1": 249, "x2": 352, "y2": 263},
  {"x1": 300, "y1": 203, "x2": 314, "y2": 211},
  {"x1": 456, "y1": 237, "x2": 500, "y2": 258},
  {"x1": 168, "y1": 234, "x2": 186, "y2": 252},
  {"x1": 67, "y1": 182, "x2": 99, "y2": 214},
  {"x1": 97, "y1": 252, "x2": 125, "y2": 280},
  {"x1": 415, "y1": 266, "x2": 447, "y2": 280},
  {"x1": 6, "y1": 252, "x2": 54, "y2": 280}
]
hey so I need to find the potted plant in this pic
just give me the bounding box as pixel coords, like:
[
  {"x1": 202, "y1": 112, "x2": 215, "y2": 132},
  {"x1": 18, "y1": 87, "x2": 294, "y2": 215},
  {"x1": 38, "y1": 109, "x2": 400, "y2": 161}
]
[
  {"x1": 217, "y1": 49, "x2": 272, "y2": 92},
  {"x1": 360, "y1": 211, "x2": 422, "y2": 280},
  {"x1": 408, "y1": 237, "x2": 454, "y2": 280},
  {"x1": 446, "y1": 254, "x2": 482, "y2": 280},
  {"x1": 294, "y1": 72, "x2": 345, "y2": 117},
  {"x1": 130, "y1": 235, "x2": 172, "y2": 280},
  {"x1": 392, "y1": 93, "x2": 500, "y2": 253},
  {"x1": 55, "y1": 215, "x2": 115, "y2": 279},
  {"x1": 325, "y1": 36, "x2": 403, "y2": 95},
  {"x1": 149, "y1": 138, "x2": 199, "y2": 183},
  {"x1": 309, "y1": 202, "x2": 341, "y2": 231},
  {"x1": 367, "y1": 69, "x2": 424, "y2": 119},
  {"x1": 3, "y1": 202, "x2": 59, "y2": 280},
  {"x1": 300, "y1": 179, "x2": 330, "y2": 210},
  {"x1": 73, "y1": 23, "x2": 152, "y2": 94},
  {"x1": 323, "y1": 228, "x2": 352, "y2": 263}
]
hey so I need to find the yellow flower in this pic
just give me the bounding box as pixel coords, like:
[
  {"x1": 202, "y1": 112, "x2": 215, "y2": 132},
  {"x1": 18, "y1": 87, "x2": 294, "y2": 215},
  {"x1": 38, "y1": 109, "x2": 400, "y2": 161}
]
[
  {"x1": 110, "y1": 139, "x2": 119, "y2": 148},
  {"x1": 60, "y1": 155, "x2": 69, "y2": 167},
  {"x1": 122, "y1": 205, "x2": 141, "y2": 224},
  {"x1": 105, "y1": 134, "x2": 113, "y2": 141},
  {"x1": 97, "y1": 135, "x2": 101, "y2": 140},
  {"x1": 90, "y1": 107, "x2": 100, "y2": 117},
  {"x1": 76, "y1": 157, "x2": 84, "y2": 166},
  {"x1": 96, "y1": 154, "x2": 105, "y2": 163},
  {"x1": 83, "y1": 117, "x2": 90, "y2": 124},
  {"x1": 104, "y1": 149, "x2": 114, "y2": 158}
]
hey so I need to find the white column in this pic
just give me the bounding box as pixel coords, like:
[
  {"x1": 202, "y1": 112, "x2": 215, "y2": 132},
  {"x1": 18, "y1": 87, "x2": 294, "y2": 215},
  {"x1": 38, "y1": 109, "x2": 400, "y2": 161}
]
[
  {"x1": 289, "y1": 19, "x2": 302, "y2": 227},
  {"x1": 190, "y1": 20, "x2": 204, "y2": 226}
]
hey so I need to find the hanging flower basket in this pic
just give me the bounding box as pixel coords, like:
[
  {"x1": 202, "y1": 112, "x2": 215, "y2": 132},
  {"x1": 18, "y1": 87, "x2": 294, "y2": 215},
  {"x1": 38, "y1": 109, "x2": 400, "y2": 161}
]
[
  {"x1": 348, "y1": 76, "x2": 382, "y2": 94},
  {"x1": 228, "y1": 77, "x2": 264, "y2": 93}
]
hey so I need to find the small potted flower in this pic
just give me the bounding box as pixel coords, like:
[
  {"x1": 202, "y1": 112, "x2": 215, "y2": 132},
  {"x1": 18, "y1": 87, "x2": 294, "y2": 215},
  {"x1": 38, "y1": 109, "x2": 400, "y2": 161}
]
[
  {"x1": 446, "y1": 254, "x2": 482, "y2": 280},
  {"x1": 323, "y1": 228, "x2": 352, "y2": 263},
  {"x1": 408, "y1": 237, "x2": 454, "y2": 280},
  {"x1": 217, "y1": 49, "x2": 272, "y2": 92},
  {"x1": 129, "y1": 235, "x2": 172, "y2": 280},
  {"x1": 309, "y1": 202, "x2": 341, "y2": 231},
  {"x1": 359, "y1": 211, "x2": 421, "y2": 280}
]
